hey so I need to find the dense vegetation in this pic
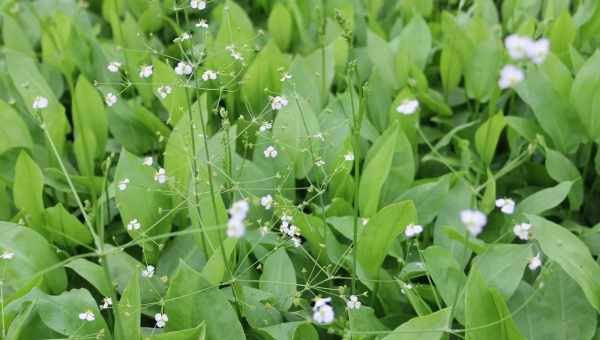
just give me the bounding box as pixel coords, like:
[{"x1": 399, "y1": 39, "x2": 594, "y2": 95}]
[{"x1": 1, "y1": 0, "x2": 600, "y2": 339}]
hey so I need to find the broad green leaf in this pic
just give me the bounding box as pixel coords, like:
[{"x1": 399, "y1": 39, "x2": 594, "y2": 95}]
[
  {"x1": 0, "y1": 222, "x2": 67, "y2": 294},
  {"x1": 2, "y1": 15, "x2": 35, "y2": 57},
  {"x1": 268, "y1": 3, "x2": 293, "y2": 51},
  {"x1": 516, "y1": 181, "x2": 572, "y2": 215},
  {"x1": 164, "y1": 261, "x2": 245, "y2": 340},
  {"x1": 381, "y1": 126, "x2": 415, "y2": 205},
  {"x1": 258, "y1": 322, "x2": 318, "y2": 340},
  {"x1": 367, "y1": 30, "x2": 397, "y2": 89},
  {"x1": 116, "y1": 273, "x2": 141, "y2": 340},
  {"x1": 357, "y1": 201, "x2": 417, "y2": 276},
  {"x1": 544, "y1": 148, "x2": 583, "y2": 210},
  {"x1": 0, "y1": 100, "x2": 33, "y2": 155},
  {"x1": 381, "y1": 308, "x2": 451, "y2": 340},
  {"x1": 475, "y1": 113, "x2": 505, "y2": 166},
  {"x1": 13, "y1": 151, "x2": 45, "y2": 231},
  {"x1": 114, "y1": 150, "x2": 173, "y2": 263},
  {"x1": 396, "y1": 15, "x2": 432, "y2": 70},
  {"x1": 65, "y1": 259, "x2": 111, "y2": 297},
  {"x1": 528, "y1": 214, "x2": 600, "y2": 312},
  {"x1": 440, "y1": 45, "x2": 462, "y2": 94},
  {"x1": 201, "y1": 238, "x2": 237, "y2": 285},
  {"x1": 394, "y1": 176, "x2": 451, "y2": 225},
  {"x1": 145, "y1": 323, "x2": 206, "y2": 340},
  {"x1": 152, "y1": 57, "x2": 187, "y2": 124},
  {"x1": 359, "y1": 123, "x2": 399, "y2": 216},
  {"x1": 571, "y1": 50, "x2": 600, "y2": 142},
  {"x1": 44, "y1": 204, "x2": 93, "y2": 250},
  {"x1": 259, "y1": 248, "x2": 296, "y2": 311},
  {"x1": 348, "y1": 306, "x2": 388, "y2": 334},
  {"x1": 464, "y1": 38, "x2": 501, "y2": 102},
  {"x1": 465, "y1": 270, "x2": 525, "y2": 340},
  {"x1": 471, "y1": 244, "x2": 531, "y2": 298}
]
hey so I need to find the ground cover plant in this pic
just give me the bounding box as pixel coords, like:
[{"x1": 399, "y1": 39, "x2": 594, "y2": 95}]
[{"x1": 1, "y1": 0, "x2": 600, "y2": 339}]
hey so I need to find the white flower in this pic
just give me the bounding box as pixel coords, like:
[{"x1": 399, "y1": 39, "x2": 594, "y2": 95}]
[
  {"x1": 280, "y1": 223, "x2": 299, "y2": 238},
  {"x1": 227, "y1": 200, "x2": 249, "y2": 239},
  {"x1": 291, "y1": 236, "x2": 302, "y2": 247},
  {"x1": 155, "y1": 313, "x2": 168, "y2": 328},
  {"x1": 196, "y1": 19, "x2": 208, "y2": 28},
  {"x1": 157, "y1": 85, "x2": 172, "y2": 99},
  {"x1": 143, "y1": 157, "x2": 153, "y2": 166},
  {"x1": 280, "y1": 72, "x2": 292, "y2": 82},
  {"x1": 361, "y1": 218, "x2": 369, "y2": 226},
  {"x1": 346, "y1": 295, "x2": 361, "y2": 310},
  {"x1": 229, "y1": 200, "x2": 249, "y2": 219},
  {"x1": 78, "y1": 310, "x2": 95, "y2": 322},
  {"x1": 260, "y1": 226, "x2": 269, "y2": 236},
  {"x1": 271, "y1": 96, "x2": 288, "y2": 110},
  {"x1": 495, "y1": 198, "x2": 515, "y2": 215},
  {"x1": 264, "y1": 146, "x2": 278, "y2": 158},
  {"x1": 259, "y1": 121, "x2": 272, "y2": 132},
  {"x1": 528, "y1": 253, "x2": 542, "y2": 271},
  {"x1": 201, "y1": 70, "x2": 218, "y2": 81},
  {"x1": 460, "y1": 209, "x2": 487, "y2": 237},
  {"x1": 142, "y1": 265, "x2": 155, "y2": 278},
  {"x1": 313, "y1": 297, "x2": 334, "y2": 324},
  {"x1": 105, "y1": 93, "x2": 117, "y2": 107},
  {"x1": 231, "y1": 51, "x2": 244, "y2": 61},
  {"x1": 154, "y1": 168, "x2": 167, "y2": 184},
  {"x1": 504, "y1": 35, "x2": 533, "y2": 61},
  {"x1": 498, "y1": 64, "x2": 524, "y2": 89},
  {"x1": 127, "y1": 219, "x2": 141, "y2": 231},
  {"x1": 513, "y1": 223, "x2": 532, "y2": 241},
  {"x1": 174, "y1": 32, "x2": 191, "y2": 43},
  {"x1": 344, "y1": 152, "x2": 354, "y2": 161},
  {"x1": 139, "y1": 65, "x2": 153, "y2": 78},
  {"x1": 527, "y1": 38, "x2": 550, "y2": 65},
  {"x1": 396, "y1": 99, "x2": 419, "y2": 115},
  {"x1": 32, "y1": 96, "x2": 49, "y2": 110},
  {"x1": 260, "y1": 194, "x2": 273, "y2": 210},
  {"x1": 404, "y1": 224, "x2": 424, "y2": 238},
  {"x1": 107, "y1": 61, "x2": 122, "y2": 73},
  {"x1": 281, "y1": 213, "x2": 292, "y2": 224},
  {"x1": 0, "y1": 250, "x2": 15, "y2": 260},
  {"x1": 175, "y1": 62, "x2": 193, "y2": 76},
  {"x1": 100, "y1": 297, "x2": 112, "y2": 310},
  {"x1": 226, "y1": 218, "x2": 246, "y2": 238},
  {"x1": 190, "y1": 0, "x2": 206, "y2": 9},
  {"x1": 315, "y1": 159, "x2": 325, "y2": 167},
  {"x1": 118, "y1": 178, "x2": 130, "y2": 191}
]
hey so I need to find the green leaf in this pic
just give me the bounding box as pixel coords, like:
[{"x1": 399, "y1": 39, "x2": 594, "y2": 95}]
[
  {"x1": 268, "y1": 3, "x2": 293, "y2": 51},
  {"x1": 440, "y1": 45, "x2": 463, "y2": 94},
  {"x1": 465, "y1": 270, "x2": 525, "y2": 340},
  {"x1": 464, "y1": 38, "x2": 501, "y2": 102},
  {"x1": 359, "y1": 123, "x2": 399, "y2": 216},
  {"x1": 116, "y1": 273, "x2": 141, "y2": 340},
  {"x1": 13, "y1": 151, "x2": 45, "y2": 231},
  {"x1": 152, "y1": 57, "x2": 188, "y2": 124},
  {"x1": 65, "y1": 259, "x2": 111, "y2": 297},
  {"x1": 144, "y1": 323, "x2": 206, "y2": 340},
  {"x1": 396, "y1": 15, "x2": 432, "y2": 70},
  {"x1": 528, "y1": 214, "x2": 600, "y2": 312},
  {"x1": 0, "y1": 100, "x2": 33, "y2": 155},
  {"x1": 516, "y1": 181, "x2": 572, "y2": 215},
  {"x1": 381, "y1": 126, "x2": 416, "y2": 205},
  {"x1": 381, "y1": 308, "x2": 451, "y2": 340},
  {"x1": 475, "y1": 113, "x2": 505, "y2": 166},
  {"x1": 258, "y1": 322, "x2": 318, "y2": 340},
  {"x1": 544, "y1": 148, "x2": 583, "y2": 210},
  {"x1": 259, "y1": 248, "x2": 296, "y2": 311},
  {"x1": 0, "y1": 222, "x2": 67, "y2": 294},
  {"x1": 367, "y1": 30, "x2": 397, "y2": 90},
  {"x1": 357, "y1": 201, "x2": 417, "y2": 276},
  {"x1": 571, "y1": 50, "x2": 600, "y2": 142},
  {"x1": 348, "y1": 306, "x2": 388, "y2": 334},
  {"x1": 471, "y1": 244, "x2": 531, "y2": 298},
  {"x1": 44, "y1": 204, "x2": 93, "y2": 250},
  {"x1": 164, "y1": 261, "x2": 245, "y2": 340}
]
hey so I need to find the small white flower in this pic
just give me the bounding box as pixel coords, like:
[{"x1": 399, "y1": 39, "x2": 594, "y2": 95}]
[
  {"x1": 260, "y1": 226, "x2": 269, "y2": 236},
  {"x1": 527, "y1": 38, "x2": 550, "y2": 65},
  {"x1": 315, "y1": 159, "x2": 325, "y2": 167},
  {"x1": 504, "y1": 35, "x2": 533, "y2": 61},
  {"x1": 495, "y1": 198, "x2": 515, "y2": 215},
  {"x1": 99, "y1": 297, "x2": 112, "y2": 310},
  {"x1": 401, "y1": 283, "x2": 414, "y2": 294},
  {"x1": 291, "y1": 236, "x2": 302, "y2": 247},
  {"x1": 175, "y1": 62, "x2": 193, "y2": 76},
  {"x1": 271, "y1": 96, "x2": 288, "y2": 110},
  {"x1": 231, "y1": 51, "x2": 244, "y2": 61},
  {"x1": 201, "y1": 69, "x2": 218, "y2": 81},
  {"x1": 346, "y1": 295, "x2": 361, "y2": 310},
  {"x1": 105, "y1": 93, "x2": 117, "y2": 107},
  {"x1": 280, "y1": 72, "x2": 292, "y2": 82},
  {"x1": 155, "y1": 313, "x2": 168, "y2": 328},
  {"x1": 226, "y1": 218, "x2": 246, "y2": 238},
  {"x1": 174, "y1": 32, "x2": 191, "y2": 43},
  {"x1": 190, "y1": 0, "x2": 206, "y2": 10},
  {"x1": 229, "y1": 200, "x2": 249, "y2": 219},
  {"x1": 280, "y1": 223, "x2": 299, "y2": 238},
  {"x1": 259, "y1": 121, "x2": 272, "y2": 132},
  {"x1": 32, "y1": 96, "x2": 49, "y2": 110},
  {"x1": 344, "y1": 152, "x2": 355, "y2": 161},
  {"x1": 460, "y1": 209, "x2": 487, "y2": 237},
  {"x1": 396, "y1": 99, "x2": 419, "y2": 115},
  {"x1": 513, "y1": 223, "x2": 532, "y2": 241},
  {"x1": 196, "y1": 19, "x2": 208, "y2": 28},
  {"x1": 107, "y1": 61, "x2": 122, "y2": 73},
  {"x1": 264, "y1": 146, "x2": 278, "y2": 158},
  {"x1": 313, "y1": 297, "x2": 334, "y2": 324},
  {"x1": 260, "y1": 194, "x2": 273, "y2": 210},
  {"x1": 0, "y1": 250, "x2": 15, "y2": 260},
  {"x1": 361, "y1": 218, "x2": 369, "y2": 226},
  {"x1": 281, "y1": 213, "x2": 292, "y2": 224},
  {"x1": 118, "y1": 178, "x2": 130, "y2": 191},
  {"x1": 142, "y1": 265, "x2": 155, "y2": 278},
  {"x1": 127, "y1": 219, "x2": 141, "y2": 231},
  {"x1": 78, "y1": 310, "x2": 95, "y2": 322},
  {"x1": 157, "y1": 85, "x2": 172, "y2": 99},
  {"x1": 498, "y1": 64, "x2": 524, "y2": 89},
  {"x1": 143, "y1": 157, "x2": 153, "y2": 166},
  {"x1": 528, "y1": 253, "x2": 542, "y2": 271},
  {"x1": 139, "y1": 65, "x2": 153, "y2": 78},
  {"x1": 404, "y1": 224, "x2": 424, "y2": 238},
  {"x1": 154, "y1": 168, "x2": 167, "y2": 184}
]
